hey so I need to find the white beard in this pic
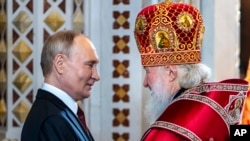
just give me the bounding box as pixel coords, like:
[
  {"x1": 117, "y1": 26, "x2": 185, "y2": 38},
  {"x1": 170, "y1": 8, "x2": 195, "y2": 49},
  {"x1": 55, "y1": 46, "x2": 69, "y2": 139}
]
[
  {"x1": 144, "y1": 72, "x2": 172, "y2": 125},
  {"x1": 144, "y1": 94, "x2": 171, "y2": 125}
]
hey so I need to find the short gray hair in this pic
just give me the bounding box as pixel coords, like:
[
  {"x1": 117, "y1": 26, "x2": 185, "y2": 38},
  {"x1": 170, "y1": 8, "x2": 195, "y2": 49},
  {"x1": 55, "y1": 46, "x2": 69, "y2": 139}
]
[{"x1": 40, "y1": 30, "x2": 81, "y2": 76}]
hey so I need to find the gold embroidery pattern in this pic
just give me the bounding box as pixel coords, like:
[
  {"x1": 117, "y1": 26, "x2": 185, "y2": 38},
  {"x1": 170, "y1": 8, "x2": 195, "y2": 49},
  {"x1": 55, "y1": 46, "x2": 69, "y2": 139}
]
[
  {"x1": 142, "y1": 82, "x2": 248, "y2": 140},
  {"x1": 174, "y1": 94, "x2": 231, "y2": 132},
  {"x1": 151, "y1": 121, "x2": 201, "y2": 141},
  {"x1": 183, "y1": 83, "x2": 248, "y2": 96},
  {"x1": 141, "y1": 50, "x2": 200, "y2": 66},
  {"x1": 134, "y1": 2, "x2": 204, "y2": 66},
  {"x1": 225, "y1": 94, "x2": 245, "y2": 124},
  {"x1": 176, "y1": 12, "x2": 195, "y2": 32},
  {"x1": 149, "y1": 25, "x2": 177, "y2": 51},
  {"x1": 135, "y1": 15, "x2": 147, "y2": 34},
  {"x1": 179, "y1": 83, "x2": 248, "y2": 125}
]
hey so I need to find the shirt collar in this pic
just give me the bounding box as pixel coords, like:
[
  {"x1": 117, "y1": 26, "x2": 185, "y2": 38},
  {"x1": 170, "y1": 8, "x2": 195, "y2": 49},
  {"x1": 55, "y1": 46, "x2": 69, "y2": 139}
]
[{"x1": 41, "y1": 83, "x2": 78, "y2": 115}]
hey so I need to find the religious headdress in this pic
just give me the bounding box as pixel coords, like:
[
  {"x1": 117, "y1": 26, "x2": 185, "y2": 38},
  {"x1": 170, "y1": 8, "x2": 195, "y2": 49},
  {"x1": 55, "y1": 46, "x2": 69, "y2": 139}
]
[{"x1": 134, "y1": 0, "x2": 204, "y2": 66}]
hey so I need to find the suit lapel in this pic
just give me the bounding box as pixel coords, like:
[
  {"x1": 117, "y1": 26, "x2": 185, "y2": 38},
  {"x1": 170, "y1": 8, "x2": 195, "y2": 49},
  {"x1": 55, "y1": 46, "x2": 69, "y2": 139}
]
[
  {"x1": 65, "y1": 109, "x2": 91, "y2": 140},
  {"x1": 36, "y1": 89, "x2": 94, "y2": 140}
]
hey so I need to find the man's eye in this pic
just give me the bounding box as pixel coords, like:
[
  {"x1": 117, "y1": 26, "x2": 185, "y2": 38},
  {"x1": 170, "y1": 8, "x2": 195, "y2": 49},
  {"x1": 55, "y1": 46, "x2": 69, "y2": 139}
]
[{"x1": 87, "y1": 64, "x2": 94, "y2": 68}]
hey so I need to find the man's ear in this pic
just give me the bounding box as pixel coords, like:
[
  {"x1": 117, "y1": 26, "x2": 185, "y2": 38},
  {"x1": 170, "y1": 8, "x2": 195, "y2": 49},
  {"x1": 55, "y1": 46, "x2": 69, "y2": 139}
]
[
  {"x1": 54, "y1": 54, "x2": 65, "y2": 74},
  {"x1": 164, "y1": 65, "x2": 177, "y2": 81}
]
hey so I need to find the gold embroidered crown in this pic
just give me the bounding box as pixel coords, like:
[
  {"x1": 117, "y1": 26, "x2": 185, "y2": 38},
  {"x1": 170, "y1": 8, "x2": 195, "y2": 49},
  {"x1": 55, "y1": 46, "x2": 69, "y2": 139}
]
[{"x1": 134, "y1": 0, "x2": 205, "y2": 66}]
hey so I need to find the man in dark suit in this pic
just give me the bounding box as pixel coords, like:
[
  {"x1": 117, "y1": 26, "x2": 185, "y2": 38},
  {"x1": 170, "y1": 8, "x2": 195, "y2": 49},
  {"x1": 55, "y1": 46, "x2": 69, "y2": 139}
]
[{"x1": 21, "y1": 30, "x2": 100, "y2": 141}]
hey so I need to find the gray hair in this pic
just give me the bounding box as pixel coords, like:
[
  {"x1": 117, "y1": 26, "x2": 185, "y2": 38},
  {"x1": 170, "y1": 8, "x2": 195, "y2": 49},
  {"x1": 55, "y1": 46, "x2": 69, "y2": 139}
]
[
  {"x1": 40, "y1": 30, "x2": 81, "y2": 76},
  {"x1": 176, "y1": 63, "x2": 211, "y2": 89}
]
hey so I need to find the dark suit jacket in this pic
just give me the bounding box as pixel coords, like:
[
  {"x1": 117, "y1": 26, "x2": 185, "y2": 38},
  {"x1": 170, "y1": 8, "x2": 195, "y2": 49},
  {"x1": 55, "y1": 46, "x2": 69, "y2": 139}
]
[{"x1": 21, "y1": 89, "x2": 94, "y2": 141}]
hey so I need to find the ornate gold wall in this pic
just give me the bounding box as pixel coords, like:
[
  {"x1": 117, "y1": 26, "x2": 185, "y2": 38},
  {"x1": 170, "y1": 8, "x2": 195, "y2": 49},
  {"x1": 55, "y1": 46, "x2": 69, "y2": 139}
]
[
  {"x1": 0, "y1": 0, "x2": 7, "y2": 136},
  {"x1": 1, "y1": 0, "x2": 84, "y2": 140}
]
